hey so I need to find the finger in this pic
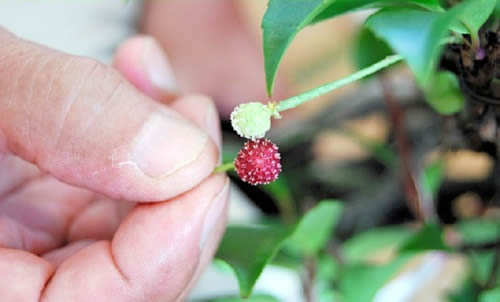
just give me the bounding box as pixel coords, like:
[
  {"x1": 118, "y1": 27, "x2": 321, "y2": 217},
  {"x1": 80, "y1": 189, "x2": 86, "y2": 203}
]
[
  {"x1": 42, "y1": 240, "x2": 95, "y2": 267},
  {"x1": 67, "y1": 198, "x2": 134, "y2": 242},
  {"x1": 0, "y1": 248, "x2": 54, "y2": 301},
  {"x1": 0, "y1": 28, "x2": 218, "y2": 202},
  {"x1": 0, "y1": 154, "x2": 40, "y2": 199},
  {"x1": 0, "y1": 177, "x2": 94, "y2": 254},
  {"x1": 41, "y1": 174, "x2": 229, "y2": 301},
  {"x1": 113, "y1": 35, "x2": 179, "y2": 102},
  {"x1": 113, "y1": 37, "x2": 222, "y2": 150}
]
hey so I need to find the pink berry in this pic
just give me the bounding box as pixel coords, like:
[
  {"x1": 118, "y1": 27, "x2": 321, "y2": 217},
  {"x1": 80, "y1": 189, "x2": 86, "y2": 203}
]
[{"x1": 234, "y1": 139, "x2": 282, "y2": 185}]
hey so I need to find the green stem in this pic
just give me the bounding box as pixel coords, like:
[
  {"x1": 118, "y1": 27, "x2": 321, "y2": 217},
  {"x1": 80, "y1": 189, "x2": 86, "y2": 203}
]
[
  {"x1": 276, "y1": 54, "x2": 403, "y2": 112},
  {"x1": 214, "y1": 162, "x2": 235, "y2": 173}
]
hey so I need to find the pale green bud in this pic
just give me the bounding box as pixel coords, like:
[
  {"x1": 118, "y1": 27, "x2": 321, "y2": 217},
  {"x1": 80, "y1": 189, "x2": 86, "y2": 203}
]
[{"x1": 230, "y1": 102, "x2": 280, "y2": 139}]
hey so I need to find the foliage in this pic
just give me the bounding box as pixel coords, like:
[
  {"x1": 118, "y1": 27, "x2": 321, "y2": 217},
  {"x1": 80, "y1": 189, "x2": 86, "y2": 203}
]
[{"x1": 214, "y1": 0, "x2": 500, "y2": 300}]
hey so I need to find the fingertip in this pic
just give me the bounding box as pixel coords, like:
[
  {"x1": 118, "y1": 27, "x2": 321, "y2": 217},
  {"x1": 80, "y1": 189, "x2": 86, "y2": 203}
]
[
  {"x1": 170, "y1": 94, "x2": 222, "y2": 151},
  {"x1": 0, "y1": 248, "x2": 54, "y2": 301},
  {"x1": 110, "y1": 174, "x2": 229, "y2": 298},
  {"x1": 113, "y1": 35, "x2": 178, "y2": 101}
]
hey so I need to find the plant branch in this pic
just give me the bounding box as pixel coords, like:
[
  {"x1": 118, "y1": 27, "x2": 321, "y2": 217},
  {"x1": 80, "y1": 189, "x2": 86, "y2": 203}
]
[
  {"x1": 214, "y1": 162, "x2": 235, "y2": 173},
  {"x1": 379, "y1": 74, "x2": 426, "y2": 221},
  {"x1": 301, "y1": 256, "x2": 317, "y2": 302},
  {"x1": 276, "y1": 55, "x2": 402, "y2": 112}
]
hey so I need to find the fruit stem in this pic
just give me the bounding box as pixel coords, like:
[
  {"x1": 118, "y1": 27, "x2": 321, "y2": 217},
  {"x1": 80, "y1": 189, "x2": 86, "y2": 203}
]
[
  {"x1": 214, "y1": 162, "x2": 235, "y2": 173},
  {"x1": 276, "y1": 54, "x2": 403, "y2": 112}
]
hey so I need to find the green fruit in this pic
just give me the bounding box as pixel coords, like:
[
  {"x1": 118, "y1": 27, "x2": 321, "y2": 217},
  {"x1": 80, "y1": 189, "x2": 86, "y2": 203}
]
[{"x1": 230, "y1": 102, "x2": 279, "y2": 139}]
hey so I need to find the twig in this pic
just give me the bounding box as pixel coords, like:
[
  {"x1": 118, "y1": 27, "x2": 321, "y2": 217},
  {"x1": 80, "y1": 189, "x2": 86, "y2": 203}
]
[
  {"x1": 213, "y1": 162, "x2": 235, "y2": 173},
  {"x1": 379, "y1": 75, "x2": 425, "y2": 221},
  {"x1": 301, "y1": 256, "x2": 317, "y2": 302},
  {"x1": 276, "y1": 55, "x2": 402, "y2": 112}
]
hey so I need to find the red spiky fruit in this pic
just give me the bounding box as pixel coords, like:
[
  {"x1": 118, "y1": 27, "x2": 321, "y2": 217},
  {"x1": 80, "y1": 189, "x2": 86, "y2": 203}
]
[{"x1": 234, "y1": 139, "x2": 281, "y2": 185}]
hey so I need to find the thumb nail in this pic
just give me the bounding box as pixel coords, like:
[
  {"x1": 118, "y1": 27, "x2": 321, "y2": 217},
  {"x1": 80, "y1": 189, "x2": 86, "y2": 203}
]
[
  {"x1": 131, "y1": 111, "x2": 208, "y2": 179},
  {"x1": 143, "y1": 38, "x2": 178, "y2": 93}
]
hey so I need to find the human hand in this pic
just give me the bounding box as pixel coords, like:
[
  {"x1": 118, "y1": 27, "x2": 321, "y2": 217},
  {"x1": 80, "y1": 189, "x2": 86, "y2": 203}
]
[{"x1": 0, "y1": 29, "x2": 229, "y2": 301}]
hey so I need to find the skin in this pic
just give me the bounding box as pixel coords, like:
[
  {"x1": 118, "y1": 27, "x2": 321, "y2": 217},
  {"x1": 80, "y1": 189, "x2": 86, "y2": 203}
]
[{"x1": 0, "y1": 27, "x2": 230, "y2": 301}]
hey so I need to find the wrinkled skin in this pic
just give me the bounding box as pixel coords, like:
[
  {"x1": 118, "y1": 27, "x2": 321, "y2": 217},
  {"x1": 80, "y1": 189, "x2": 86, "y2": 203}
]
[
  {"x1": 0, "y1": 30, "x2": 229, "y2": 301},
  {"x1": 0, "y1": 1, "x2": 279, "y2": 300}
]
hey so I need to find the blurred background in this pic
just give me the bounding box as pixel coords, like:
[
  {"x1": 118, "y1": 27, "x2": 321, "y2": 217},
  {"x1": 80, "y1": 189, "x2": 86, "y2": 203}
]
[{"x1": 1, "y1": 1, "x2": 499, "y2": 301}]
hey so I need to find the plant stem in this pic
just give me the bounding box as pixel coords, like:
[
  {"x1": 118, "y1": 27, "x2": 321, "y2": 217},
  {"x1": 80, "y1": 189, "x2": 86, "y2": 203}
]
[
  {"x1": 379, "y1": 75, "x2": 426, "y2": 222},
  {"x1": 276, "y1": 55, "x2": 403, "y2": 112},
  {"x1": 301, "y1": 255, "x2": 317, "y2": 302},
  {"x1": 213, "y1": 162, "x2": 235, "y2": 173}
]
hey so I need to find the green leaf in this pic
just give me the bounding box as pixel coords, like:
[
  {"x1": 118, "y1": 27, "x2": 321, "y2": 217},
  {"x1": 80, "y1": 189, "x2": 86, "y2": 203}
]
[
  {"x1": 399, "y1": 223, "x2": 449, "y2": 252},
  {"x1": 365, "y1": 8, "x2": 454, "y2": 86},
  {"x1": 343, "y1": 227, "x2": 413, "y2": 262},
  {"x1": 313, "y1": 0, "x2": 444, "y2": 24},
  {"x1": 262, "y1": 0, "x2": 331, "y2": 96},
  {"x1": 480, "y1": 288, "x2": 500, "y2": 302},
  {"x1": 317, "y1": 255, "x2": 341, "y2": 302},
  {"x1": 425, "y1": 71, "x2": 465, "y2": 115},
  {"x1": 339, "y1": 254, "x2": 415, "y2": 302},
  {"x1": 216, "y1": 224, "x2": 293, "y2": 298},
  {"x1": 261, "y1": 0, "x2": 442, "y2": 96},
  {"x1": 286, "y1": 200, "x2": 343, "y2": 255},
  {"x1": 457, "y1": 219, "x2": 500, "y2": 245},
  {"x1": 208, "y1": 294, "x2": 280, "y2": 302},
  {"x1": 353, "y1": 27, "x2": 394, "y2": 72},
  {"x1": 261, "y1": 176, "x2": 296, "y2": 222},
  {"x1": 447, "y1": 277, "x2": 479, "y2": 302},
  {"x1": 469, "y1": 251, "x2": 499, "y2": 286},
  {"x1": 449, "y1": 0, "x2": 496, "y2": 34},
  {"x1": 366, "y1": 0, "x2": 490, "y2": 88},
  {"x1": 216, "y1": 201, "x2": 344, "y2": 297}
]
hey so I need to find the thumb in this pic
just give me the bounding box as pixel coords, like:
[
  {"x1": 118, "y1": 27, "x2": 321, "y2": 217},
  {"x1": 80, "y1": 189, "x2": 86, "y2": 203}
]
[{"x1": 0, "y1": 28, "x2": 219, "y2": 201}]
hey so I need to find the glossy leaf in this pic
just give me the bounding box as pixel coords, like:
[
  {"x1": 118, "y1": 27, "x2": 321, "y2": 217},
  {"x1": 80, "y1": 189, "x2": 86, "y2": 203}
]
[
  {"x1": 366, "y1": 8, "x2": 453, "y2": 86},
  {"x1": 209, "y1": 294, "x2": 280, "y2": 302},
  {"x1": 262, "y1": 0, "x2": 331, "y2": 96},
  {"x1": 366, "y1": 0, "x2": 488, "y2": 87},
  {"x1": 216, "y1": 224, "x2": 292, "y2": 298},
  {"x1": 353, "y1": 27, "x2": 394, "y2": 72},
  {"x1": 216, "y1": 200, "x2": 344, "y2": 297},
  {"x1": 286, "y1": 200, "x2": 343, "y2": 255},
  {"x1": 313, "y1": 0, "x2": 443, "y2": 23},
  {"x1": 262, "y1": 0, "x2": 442, "y2": 96},
  {"x1": 449, "y1": 0, "x2": 496, "y2": 34}
]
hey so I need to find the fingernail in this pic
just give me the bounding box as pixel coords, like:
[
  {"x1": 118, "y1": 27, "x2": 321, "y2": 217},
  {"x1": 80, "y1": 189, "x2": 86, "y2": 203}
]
[
  {"x1": 143, "y1": 38, "x2": 178, "y2": 93},
  {"x1": 200, "y1": 179, "x2": 229, "y2": 248},
  {"x1": 132, "y1": 111, "x2": 208, "y2": 179}
]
